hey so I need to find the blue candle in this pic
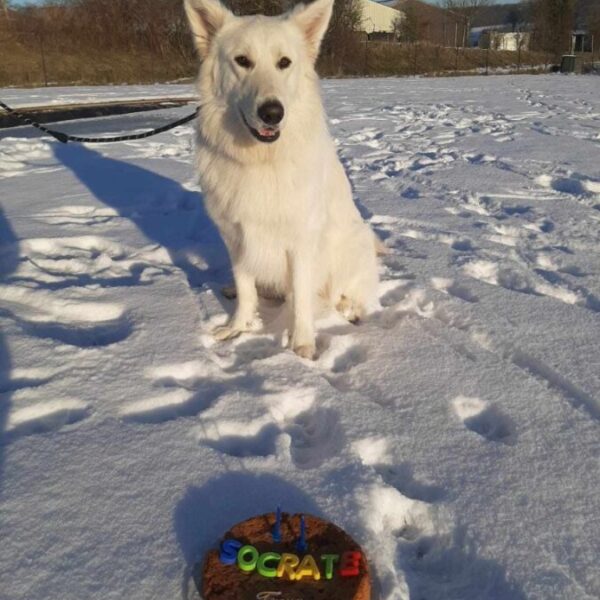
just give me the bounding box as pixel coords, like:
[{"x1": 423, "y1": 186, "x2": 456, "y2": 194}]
[
  {"x1": 272, "y1": 506, "x2": 282, "y2": 543},
  {"x1": 296, "y1": 514, "x2": 308, "y2": 553}
]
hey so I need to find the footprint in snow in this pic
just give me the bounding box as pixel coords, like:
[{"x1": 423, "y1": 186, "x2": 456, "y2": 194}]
[
  {"x1": 32, "y1": 204, "x2": 120, "y2": 227},
  {"x1": 462, "y1": 258, "x2": 600, "y2": 313},
  {"x1": 201, "y1": 420, "x2": 281, "y2": 458},
  {"x1": 352, "y1": 435, "x2": 520, "y2": 598},
  {"x1": 352, "y1": 437, "x2": 447, "y2": 504},
  {"x1": 23, "y1": 314, "x2": 133, "y2": 348},
  {"x1": 14, "y1": 236, "x2": 171, "y2": 289},
  {"x1": 120, "y1": 387, "x2": 226, "y2": 424},
  {"x1": 403, "y1": 528, "x2": 528, "y2": 600},
  {"x1": 197, "y1": 388, "x2": 344, "y2": 469},
  {"x1": 317, "y1": 335, "x2": 368, "y2": 374},
  {"x1": 120, "y1": 359, "x2": 260, "y2": 424},
  {"x1": 289, "y1": 406, "x2": 344, "y2": 469},
  {"x1": 353, "y1": 465, "x2": 441, "y2": 597},
  {"x1": 1, "y1": 286, "x2": 133, "y2": 348},
  {"x1": 4, "y1": 399, "x2": 90, "y2": 442},
  {"x1": 230, "y1": 336, "x2": 282, "y2": 368},
  {"x1": 378, "y1": 279, "x2": 415, "y2": 309},
  {"x1": 451, "y1": 396, "x2": 516, "y2": 445},
  {"x1": 382, "y1": 255, "x2": 417, "y2": 279},
  {"x1": 0, "y1": 367, "x2": 59, "y2": 394},
  {"x1": 431, "y1": 277, "x2": 479, "y2": 304}
]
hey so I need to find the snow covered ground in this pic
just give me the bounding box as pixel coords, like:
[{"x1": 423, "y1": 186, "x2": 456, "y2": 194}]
[
  {"x1": 1, "y1": 74, "x2": 599, "y2": 600},
  {"x1": 0, "y1": 83, "x2": 194, "y2": 108}
]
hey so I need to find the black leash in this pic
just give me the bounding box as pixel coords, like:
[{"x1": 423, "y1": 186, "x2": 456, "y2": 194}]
[{"x1": 0, "y1": 99, "x2": 198, "y2": 144}]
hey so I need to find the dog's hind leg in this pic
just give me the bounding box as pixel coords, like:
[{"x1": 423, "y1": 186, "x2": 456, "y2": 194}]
[
  {"x1": 333, "y1": 225, "x2": 380, "y2": 323},
  {"x1": 336, "y1": 295, "x2": 363, "y2": 323}
]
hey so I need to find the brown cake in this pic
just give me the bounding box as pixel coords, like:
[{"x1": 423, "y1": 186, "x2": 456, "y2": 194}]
[{"x1": 201, "y1": 512, "x2": 371, "y2": 600}]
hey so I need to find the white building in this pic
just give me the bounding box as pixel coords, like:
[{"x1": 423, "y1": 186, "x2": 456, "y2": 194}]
[
  {"x1": 358, "y1": 0, "x2": 403, "y2": 34},
  {"x1": 471, "y1": 26, "x2": 530, "y2": 52}
]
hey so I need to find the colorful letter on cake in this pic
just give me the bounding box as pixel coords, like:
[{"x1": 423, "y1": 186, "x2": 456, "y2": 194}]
[
  {"x1": 237, "y1": 545, "x2": 259, "y2": 572},
  {"x1": 320, "y1": 554, "x2": 339, "y2": 580},
  {"x1": 257, "y1": 552, "x2": 281, "y2": 578},
  {"x1": 340, "y1": 551, "x2": 362, "y2": 577},
  {"x1": 276, "y1": 553, "x2": 300, "y2": 580},
  {"x1": 294, "y1": 554, "x2": 321, "y2": 581},
  {"x1": 219, "y1": 539, "x2": 242, "y2": 565}
]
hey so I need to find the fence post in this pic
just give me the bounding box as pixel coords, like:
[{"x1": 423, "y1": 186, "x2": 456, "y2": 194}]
[
  {"x1": 38, "y1": 31, "x2": 48, "y2": 87},
  {"x1": 413, "y1": 42, "x2": 418, "y2": 75},
  {"x1": 485, "y1": 47, "x2": 489, "y2": 75},
  {"x1": 455, "y1": 46, "x2": 459, "y2": 72}
]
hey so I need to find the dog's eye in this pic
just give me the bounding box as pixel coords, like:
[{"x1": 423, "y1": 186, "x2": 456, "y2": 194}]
[
  {"x1": 277, "y1": 57, "x2": 292, "y2": 70},
  {"x1": 234, "y1": 55, "x2": 253, "y2": 69}
]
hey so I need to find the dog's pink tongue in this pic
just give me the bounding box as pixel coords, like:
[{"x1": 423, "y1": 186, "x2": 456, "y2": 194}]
[{"x1": 259, "y1": 128, "x2": 276, "y2": 137}]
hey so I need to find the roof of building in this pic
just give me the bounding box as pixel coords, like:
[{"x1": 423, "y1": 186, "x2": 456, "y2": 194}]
[{"x1": 359, "y1": 0, "x2": 402, "y2": 33}]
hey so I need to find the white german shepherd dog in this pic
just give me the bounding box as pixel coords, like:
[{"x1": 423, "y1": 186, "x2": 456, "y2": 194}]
[{"x1": 184, "y1": 0, "x2": 379, "y2": 359}]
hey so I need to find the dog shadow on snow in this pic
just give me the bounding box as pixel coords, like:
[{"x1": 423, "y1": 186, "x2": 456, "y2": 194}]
[
  {"x1": 0, "y1": 207, "x2": 19, "y2": 495},
  {"x1": 53, "y1": 144, "x2": 382, "y2": 342},
  {"x1": 53, "y1": 143, "x2": 230, "y2": 290}
]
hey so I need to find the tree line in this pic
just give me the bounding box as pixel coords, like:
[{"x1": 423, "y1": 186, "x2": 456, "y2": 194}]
[
  {"x1": 1, "y1": 0, "x2": 597, "y2": 86},
  {"x1": 1, "y1": 0, "x2": 365, "y2": 76},
  {"x1": 397, "y1": 0, "x2": 599, "y2": 58}
]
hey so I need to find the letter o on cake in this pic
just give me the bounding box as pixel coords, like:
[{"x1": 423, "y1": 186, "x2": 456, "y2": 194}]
[{"x1": 237, "y1": 545, "x2": 259, "y2": 572}]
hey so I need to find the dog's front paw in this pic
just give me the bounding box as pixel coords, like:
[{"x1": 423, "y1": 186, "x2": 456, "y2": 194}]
[
  {"x1": 293, "y1": 343, "x2": 316, "y2": 360},
  {"x1": 291, "y1": 327, "x2": 316, "y2": 360},
  {"x1": 213, "y1": 315, "x2": 262, "y2": 341},
  {"x1": 213, "y1": 324, "x2": 243, "y2": 341}
]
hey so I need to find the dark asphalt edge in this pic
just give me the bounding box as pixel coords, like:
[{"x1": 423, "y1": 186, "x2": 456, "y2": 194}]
[{"x1": 0, "y1": 97, "x2": 197, "y2": 129}]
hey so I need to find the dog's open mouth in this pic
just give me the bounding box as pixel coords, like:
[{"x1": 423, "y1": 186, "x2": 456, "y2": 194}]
[{"x1": 241, "y1": 112, "x2": 280, "y2": 143}]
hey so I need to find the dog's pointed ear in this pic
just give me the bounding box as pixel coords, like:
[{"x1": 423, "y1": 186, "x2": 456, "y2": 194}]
[
  {"x1": 184, "y1": 0, "x2": 232, "y2": 58},
  {"x1": 289, "y1": 0, "x2": 334, "y2": 62}
]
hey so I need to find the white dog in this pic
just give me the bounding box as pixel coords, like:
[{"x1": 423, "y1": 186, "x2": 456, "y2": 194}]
[{"x1": 185, "y1": 0, "x2": 379, "y2": 359}]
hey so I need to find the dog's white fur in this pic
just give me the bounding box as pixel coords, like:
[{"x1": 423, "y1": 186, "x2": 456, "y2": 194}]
[{"x1": 185, "y1": 0, "x2": 379, "y2": 359}]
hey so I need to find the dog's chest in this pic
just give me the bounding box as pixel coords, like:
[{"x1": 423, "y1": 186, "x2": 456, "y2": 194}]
[
  {"x1": 200, "y1": 154, "x2": 323, "y2": 233},
  {"x1": 198, "y1": 152, "x2": 326, "y2": 287}
]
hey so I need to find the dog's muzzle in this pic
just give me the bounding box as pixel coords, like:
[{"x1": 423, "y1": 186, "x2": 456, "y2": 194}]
[{"x1": 241, "y1": 100, "x2": 284, "y2": 143}]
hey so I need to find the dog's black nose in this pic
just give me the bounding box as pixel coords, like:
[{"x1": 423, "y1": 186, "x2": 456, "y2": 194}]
[{"x1": 257, "y1": 100, "x2": 284, "y2": 126}]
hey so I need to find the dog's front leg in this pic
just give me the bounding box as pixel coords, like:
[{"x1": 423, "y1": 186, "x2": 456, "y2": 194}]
[
  {"x1": 214, "y1": 264, "x2": 259, "y2": 340},
  {"x1": 288, "y1": 249, "x2": 316, "y2": 359}
]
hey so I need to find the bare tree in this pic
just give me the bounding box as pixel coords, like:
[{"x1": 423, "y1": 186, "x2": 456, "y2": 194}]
[
  {"x1": 506, "y1": 7, "x2": 524, "y2": 32},
  {"x1": 225, "y1": 0, "x2": 283, "y2": 16},
  {"x1": 396, "y1": 2, "x2": 421, "y2": 43},
  {"x1": 586, "y1": 4, "x2": 600, "y2": 52},
  {"x1": 319, "y1": 0, "x2": 363, "y2": 73},
  {"x1": 442, "y1": 0, "x2": 492, "y2": 21},
  {"x1": 443, "y1": 0, "x2": 492, "y2": 46},
  {"x1": 529, "y1": 0, "x2": 575, "y2": 57}
]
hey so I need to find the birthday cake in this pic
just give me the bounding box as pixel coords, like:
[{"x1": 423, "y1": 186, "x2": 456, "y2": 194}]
[{"x1": 201, "y1": 511, "x2": 371, "y2": 600}]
